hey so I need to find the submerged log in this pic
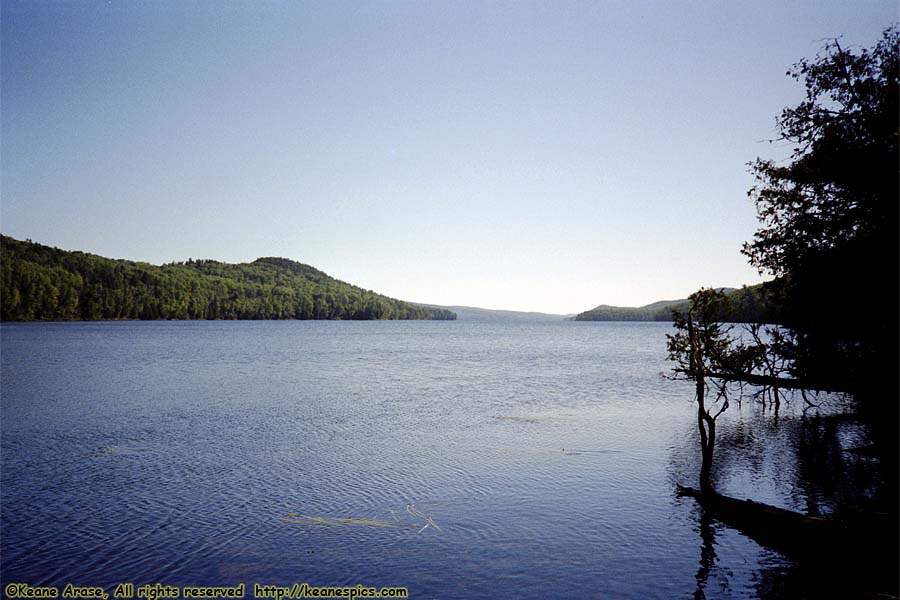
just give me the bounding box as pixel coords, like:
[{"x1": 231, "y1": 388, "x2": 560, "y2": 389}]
[
  {"x1": 704, "y1": 371, "x2": 852, "y2": 393},
  {"x1": 676, "y1": 485, "x2": 847, "y2": 558},
  {"x1": 678, "y1": 485, "x2": 899, "y2": 595}
]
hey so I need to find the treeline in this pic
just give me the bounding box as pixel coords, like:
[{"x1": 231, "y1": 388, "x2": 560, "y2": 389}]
[
  {"x1": 0, "y1": 236, "x2": 456, "y2": 322},
  {"x1": 573, "y1": 284, "x2": 783, "y2": 323}
]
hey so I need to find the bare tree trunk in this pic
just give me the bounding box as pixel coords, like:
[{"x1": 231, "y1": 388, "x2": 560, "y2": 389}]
[
  {"x1": 697, "y1": 378, "x2": 716, "y2": 495},
  {"x1": 689, "y1": 317, "x2": 716, "y2": 495}
]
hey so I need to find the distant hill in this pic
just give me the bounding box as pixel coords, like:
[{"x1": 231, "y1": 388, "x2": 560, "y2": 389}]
[
  {"x1": 573, "y1": 285, "x2": 781, "y2": 323},
  {"x1": 417, "y1": 304, "x2": 571, "y2": 322},
  {"x1": 574, "y1": 298, "x2": 689, "y2": 321},
  {"x1": 0, "y1": 235, "x2": 456, "y2": 322}
]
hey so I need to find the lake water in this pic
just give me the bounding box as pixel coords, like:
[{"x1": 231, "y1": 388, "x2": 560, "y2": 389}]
[{"x1": 0, "y1": 321, "x2": 877, "y2": 598}]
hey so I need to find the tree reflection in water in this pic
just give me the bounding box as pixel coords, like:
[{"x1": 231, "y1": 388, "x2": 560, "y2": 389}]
[
  {"x1": 669, "y1": 397, "x2": 897, "y2": 599},
  {"x1": 692, "y1": 509, "x2": 720, "y2": 600}
]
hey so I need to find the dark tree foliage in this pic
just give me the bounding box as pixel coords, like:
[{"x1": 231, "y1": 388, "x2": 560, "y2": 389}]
[
  {"x1": 744, "y1": 27, "x2": 898, "y2": 274},
  {"x1": 667, "y1": 289, "x2": 744, "y2": 382},
  {"x1": 0, "y1": 235, "x2": 456, "y2": 322},
  {"x1": 742, "y1": 27, "x2": 899, "y2": 393}
]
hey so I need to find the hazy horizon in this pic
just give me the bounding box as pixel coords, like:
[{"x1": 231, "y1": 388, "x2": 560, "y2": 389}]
[{"x1": 2, "y1": 1, "x2": 895, "y2": 313}]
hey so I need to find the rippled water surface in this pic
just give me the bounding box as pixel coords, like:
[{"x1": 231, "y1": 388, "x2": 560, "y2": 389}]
[{"x1": 0, "y1": 321, "x2": 875, "y2": 598}]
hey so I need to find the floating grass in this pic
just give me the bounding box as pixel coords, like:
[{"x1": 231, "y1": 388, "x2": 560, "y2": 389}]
[
  {"x1": 285, "y1": 505, "x2": 442, "y2": 535},
  {"x1": 494, "y1": 415, "x2": 539, "y2": 423},
  {"x1": 554, "y1": 448, "x2": 624, "y2": 456},
  {"x1": 406, "y1": 504, "x2": 441, "y2": 532},
  {"x1": 492, "y1": 446, "x2": 623, "y2": 456},
  {"x1": 494, "y1": 415, "x2": 578, "y2": 423},
  {"x1": 284, "y1": 514, "x2": 418, "y2": 529}
]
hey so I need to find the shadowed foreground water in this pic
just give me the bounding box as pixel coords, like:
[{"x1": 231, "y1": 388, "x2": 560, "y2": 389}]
[{"x1": 0, "y1": 321, "x2": 881, "y2": 598}]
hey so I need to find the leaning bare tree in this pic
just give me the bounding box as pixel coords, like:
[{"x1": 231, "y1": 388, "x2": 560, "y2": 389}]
[
  {"x1": 666, "y1": 289, "x2": 755, "y2": 494},
  {"x1": 667, "y1": 289, "x2": 820, "y2": 493}
]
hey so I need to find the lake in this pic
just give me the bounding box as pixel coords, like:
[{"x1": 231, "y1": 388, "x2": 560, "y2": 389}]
[{"x1": 0, "y1": 321, "x2": 876, "y2": 598}]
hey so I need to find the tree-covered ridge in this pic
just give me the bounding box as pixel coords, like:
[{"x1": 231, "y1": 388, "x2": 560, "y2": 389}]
[
  {"x1": 573, "y1": 283, "x2": 782, "y2": 323},
  {"x1": 0, "y1": 235, "x2": 456, "y2": 322}
]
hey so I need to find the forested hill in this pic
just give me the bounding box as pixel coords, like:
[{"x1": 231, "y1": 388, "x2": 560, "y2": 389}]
[
  {"x1": 572, "y1": 284, "x2": 782, "y2": 323},
  {"x1": 573, "y1": 298, "x2": 690, "y2": 322},
  {"x1": 0, "y1": 236, "x2": 456, "y2": 322}
]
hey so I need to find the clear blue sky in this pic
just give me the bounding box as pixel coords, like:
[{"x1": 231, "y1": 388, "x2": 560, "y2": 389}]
[{"x1": 2, "y1": 1, "x2": 895, "y2": 313}]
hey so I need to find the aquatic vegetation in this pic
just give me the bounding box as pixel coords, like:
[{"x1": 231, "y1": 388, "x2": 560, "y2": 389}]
[
  {"x1": 285, "y1": 505, "x2": 442, "y2": 534},
  {"x1": 556, "y1": 448, "x2": 622, "y2": 456},
  {"x1": 283, "y1": 514, "x2": 417, "y2": 529},
  {"x1": 493, "y1": 415, "x2": 577, "y2": 424},
  {"x1": 494, "y1": 415, "x2": 539, "y2": 423},
  {"x1": 406, "y1": 504, "x2": 441, "y2": 532},
  {"x1": 492, "y1": 446, "x2": 622, "y2": 456}
]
